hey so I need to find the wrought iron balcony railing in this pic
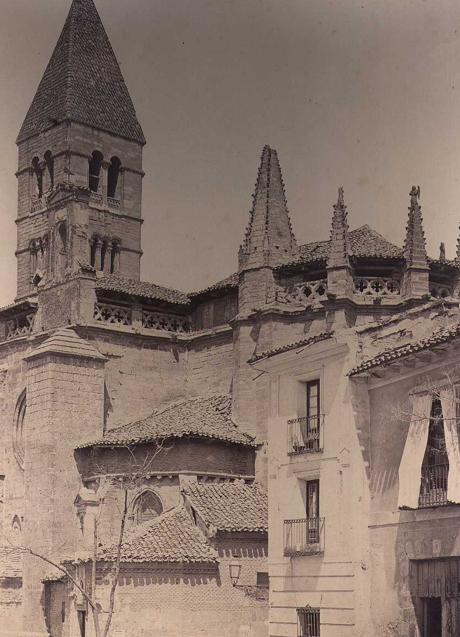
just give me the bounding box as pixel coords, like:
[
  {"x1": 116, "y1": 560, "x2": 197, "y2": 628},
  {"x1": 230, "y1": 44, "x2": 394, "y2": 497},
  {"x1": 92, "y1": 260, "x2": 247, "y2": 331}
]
[
  {"x1": 287, "y1": 415, "x2": 324, "y2": 455},
  {"x1": 284, "y1": 518, "x2": 325, "y2": 556},
  {"x1": 419, "y1": 463, "x2": 449, "y2": 508}
]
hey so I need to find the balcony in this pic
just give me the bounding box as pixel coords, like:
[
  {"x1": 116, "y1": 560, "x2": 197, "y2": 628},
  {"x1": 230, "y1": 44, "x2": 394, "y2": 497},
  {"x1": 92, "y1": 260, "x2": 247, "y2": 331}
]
[
  {"x1": 419, "y1": 463, "x2": 449, "y2": 508},
  {"x1": 284, "y1": 518, "x2": 325, "y2": 556},
  {"x1": 287, "y1": 415, "x2": 324, "y2": 455}
]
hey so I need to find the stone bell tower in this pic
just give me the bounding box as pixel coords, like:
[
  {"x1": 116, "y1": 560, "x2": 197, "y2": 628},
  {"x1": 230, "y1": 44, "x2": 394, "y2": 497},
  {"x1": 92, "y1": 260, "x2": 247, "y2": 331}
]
[{"x1": 15, "y1": 0, "x2": 145, "y2": 303}]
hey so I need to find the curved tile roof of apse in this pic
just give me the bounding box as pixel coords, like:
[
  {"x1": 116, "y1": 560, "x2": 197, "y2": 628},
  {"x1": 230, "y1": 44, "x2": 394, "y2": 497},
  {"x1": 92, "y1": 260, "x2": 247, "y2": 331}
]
[
  {"x1": 183, "y1": 481, "x2": 268, "y2": 533},
  {"x1": 349, "y1": 322, "x2": 460, "y2": 376},
  {"x1": 98, "y1": 506, "x2": 218, "y2": 563},
  {"x1": 77, "y1": 395, "x2": 256, "y2": 449},
  {"x1": 17, "y1": 0, "x2": 145, "y2": 144}
]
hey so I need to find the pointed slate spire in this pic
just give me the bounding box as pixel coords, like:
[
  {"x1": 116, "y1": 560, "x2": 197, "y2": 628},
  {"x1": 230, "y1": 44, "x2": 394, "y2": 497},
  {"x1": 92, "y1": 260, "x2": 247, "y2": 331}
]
[
  {"x1": 239, "y1": 145, "x2": 297, "y2": 271},
  {"x1": 17, "y1": 0, "x2": 144, "y2": 144},
  {"x1": 326, "y1": 187, "x2": 354, "y2": 297},
  {"x1": 402, "y1": 186, "x2": 429, "y2": 298}
]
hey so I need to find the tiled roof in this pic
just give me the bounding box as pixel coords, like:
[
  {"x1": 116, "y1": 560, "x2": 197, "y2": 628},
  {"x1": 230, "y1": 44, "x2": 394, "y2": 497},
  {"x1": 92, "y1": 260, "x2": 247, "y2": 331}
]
[
  {"x1": 78, "y1": 395, "x2": 256, "y2": 449},
  {"x1": 17, "y1": 0, "x2": 145, "y2": 144},
  {"x1": 189, "y1": 273, "x2": 239, "y2": 298},
  {"x1": 280, "y1": 225, "x2": 403, "y2": 268},
  {"x1": 99, "y1": 506, "x2": 217, "y2": 563},
  {"x1": 0, "y1": 300, "x2": 37, "y2": 317},
  {"x1": 249, "y1": 331, "x2": 334, "y2": 363},
  {"x1": 24, "y1": 328, "x2": 106, "y2": 362},
  {"x1": 96, "y1": 275, "x2": 190, "y2": 306},
  {"x1": 0, "y1": 547, "x2": 22, "y2": 579},
  {"x1": 184, "y1": 481, "x2": 267, "y2": 533},
  {"x1": 349, "y1": 322, "x2": 460, "y2": 376}
]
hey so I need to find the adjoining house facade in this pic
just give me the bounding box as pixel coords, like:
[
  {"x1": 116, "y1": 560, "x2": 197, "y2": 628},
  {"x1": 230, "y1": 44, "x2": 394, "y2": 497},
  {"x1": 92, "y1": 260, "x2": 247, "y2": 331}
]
[
  {"x1": 1, "y1": 1, "x2": 460, "y2": 636},
  {"x1": 252, "y1": 295, "x2": 460, "y2": 635}
]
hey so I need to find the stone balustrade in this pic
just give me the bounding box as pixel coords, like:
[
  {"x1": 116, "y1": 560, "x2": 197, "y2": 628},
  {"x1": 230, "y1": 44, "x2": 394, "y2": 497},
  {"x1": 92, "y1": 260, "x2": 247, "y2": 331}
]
[
  {"x1": 142, "y1": 310, "x2": 189, "y2": 333},
  {"x1": 354, "y1": 277, "x2": 400, "y2": 298},
  {"x1": 278, "y1": 280, "x2": 327, "y2": 305},
  {"x1": 5, "y1": 313, "x2": 35, "y2": 340},
  {"x1": 93, "y1": 302, "x2": 189, "y2": 333},
  {"x1": 94, "y1": 302, "x2": 132, "y2": 325}
]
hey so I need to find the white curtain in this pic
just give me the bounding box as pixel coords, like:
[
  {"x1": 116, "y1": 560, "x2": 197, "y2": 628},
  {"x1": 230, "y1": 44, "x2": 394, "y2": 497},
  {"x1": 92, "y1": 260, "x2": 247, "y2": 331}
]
[
  {"x1": 440, "y1": 388, "x2": 460, "y2": 504},
  {"x1": 398, "y1": 393, "x2": 432, "y2": 509}
]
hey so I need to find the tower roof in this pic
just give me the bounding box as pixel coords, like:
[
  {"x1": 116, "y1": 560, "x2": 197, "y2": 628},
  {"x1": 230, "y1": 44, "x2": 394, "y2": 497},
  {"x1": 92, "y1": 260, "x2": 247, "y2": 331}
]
[
  {"x1": 239, "y1": 145, "x2": 297, "y2": 269},
  {"x1": 17, "y1": 0, "x2": 145, "y2": 144}
]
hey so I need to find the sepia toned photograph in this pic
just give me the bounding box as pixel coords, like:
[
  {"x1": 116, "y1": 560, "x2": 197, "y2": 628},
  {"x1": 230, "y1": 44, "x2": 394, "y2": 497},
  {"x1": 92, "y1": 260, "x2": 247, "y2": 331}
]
[{"x1": 1, "y1": 0, "x2": 460, "y2": 636}]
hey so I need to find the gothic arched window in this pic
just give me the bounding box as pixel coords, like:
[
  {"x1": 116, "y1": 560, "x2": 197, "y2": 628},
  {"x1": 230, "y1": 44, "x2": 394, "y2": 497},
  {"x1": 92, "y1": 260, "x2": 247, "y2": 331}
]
[
  {"x1": 13, "y1": 390, "x2": 26, "y2": 470},
  {"x1": 134, "y1": 491, "x2": 163, "y2": 524},
  {"x1": 107, "y1": 156, "x2": 121, "y2": 199},
  {"x1": 44, "y1": 150, "x2": 54, "y2": 191},
  {"x1": 31, "y1": 156, "x2": 43, "y2": 199},
  {"x1": 88, "y1": 151, "x2": 103, "y2": 192}
]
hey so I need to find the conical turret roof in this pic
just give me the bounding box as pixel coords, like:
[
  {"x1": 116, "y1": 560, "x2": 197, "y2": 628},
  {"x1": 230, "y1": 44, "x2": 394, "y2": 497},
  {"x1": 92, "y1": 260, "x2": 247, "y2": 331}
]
[
  {"x1": 17, "y1": 0, "x2": 145, "y2": 144},
  {"x1": 239, "y1": 145, "x2": 297, "y2": 269}
]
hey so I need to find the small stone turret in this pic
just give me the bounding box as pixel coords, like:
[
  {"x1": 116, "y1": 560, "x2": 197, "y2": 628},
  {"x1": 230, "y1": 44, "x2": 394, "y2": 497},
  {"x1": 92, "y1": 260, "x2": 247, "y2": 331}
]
[
  {"x1": 402, "y1": 186, "x2": 429, "y2": 298},
  {"x1": 238, "y1": 145, "x2": 297, "y2": 313},
  {"x1": 326, "y1": 187, "x2": 354, "y2": 297}
]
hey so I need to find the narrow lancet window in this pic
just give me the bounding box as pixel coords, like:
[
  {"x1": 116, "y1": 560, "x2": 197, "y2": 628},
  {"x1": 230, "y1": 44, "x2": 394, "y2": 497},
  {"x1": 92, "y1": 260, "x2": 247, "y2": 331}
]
[
  {"x1": 32, "y1": 156, "x2": 43, "y2": 198},
  {"x1": 44, "y1": 150, "x2": 54, "y2": 190},
  {"x1": 107, "y1": 156, "x2": 121, "y2": 198},
  {"x1": 88, "y1": 151, "x2": 103, "y2": 192}
]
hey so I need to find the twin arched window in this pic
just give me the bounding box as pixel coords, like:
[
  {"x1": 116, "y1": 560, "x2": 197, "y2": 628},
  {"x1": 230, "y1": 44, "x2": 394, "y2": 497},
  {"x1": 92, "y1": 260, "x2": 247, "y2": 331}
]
[
  {"x1": 134, "y1": 490, "x2": 163, "y2": 524},
  {"x1": 31, "y1": 151, "x2": 54, "y2": 199},
  {"x1": 89, "y1": 152, "x2": 121, "y2": 199}
]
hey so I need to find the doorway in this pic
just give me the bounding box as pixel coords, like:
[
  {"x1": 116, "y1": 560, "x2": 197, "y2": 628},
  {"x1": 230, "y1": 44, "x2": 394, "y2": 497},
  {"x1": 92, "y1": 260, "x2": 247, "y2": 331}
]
[{"x1": 423, "y1": 598, "x2": 442, "y2": 637}]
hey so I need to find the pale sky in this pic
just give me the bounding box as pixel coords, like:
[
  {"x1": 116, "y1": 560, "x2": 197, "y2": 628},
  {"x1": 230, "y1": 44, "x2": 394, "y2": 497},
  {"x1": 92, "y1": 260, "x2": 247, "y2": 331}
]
[{"x1": 2, "y1": 0, "x2": 460, "y2": 305}]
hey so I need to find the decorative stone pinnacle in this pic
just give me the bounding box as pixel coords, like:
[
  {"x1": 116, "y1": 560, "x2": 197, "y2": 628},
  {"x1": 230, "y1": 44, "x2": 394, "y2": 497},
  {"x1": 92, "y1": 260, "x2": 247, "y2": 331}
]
[
  {"x1": 439, "y1": 242, "x2": 446, "y2": 261},
  {"x1": 409, "y1": 185, "x2": 421, "y2": 209},
  {"x1": 335, "y1": 186, "x2": 345, "y2": 210}
]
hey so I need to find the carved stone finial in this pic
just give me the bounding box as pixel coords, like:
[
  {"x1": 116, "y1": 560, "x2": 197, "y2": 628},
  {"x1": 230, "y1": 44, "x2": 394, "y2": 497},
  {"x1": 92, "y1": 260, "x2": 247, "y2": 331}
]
[
  {"x1": 439, "y1": 242, "x2": 446, "y2": 261},
  {"x1": 336, "y1": 186, "x2": 345, "y2": 209},
  {"x1": 409, "y1": 185, "x2": 421, "y2": 208}
]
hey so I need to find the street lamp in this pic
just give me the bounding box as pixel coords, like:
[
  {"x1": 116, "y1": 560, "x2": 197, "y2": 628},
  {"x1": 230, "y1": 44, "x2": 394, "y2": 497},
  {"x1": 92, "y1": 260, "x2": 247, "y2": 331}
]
[{"x1": 229, "y1": 561, "x2": 242, "y2": 586}]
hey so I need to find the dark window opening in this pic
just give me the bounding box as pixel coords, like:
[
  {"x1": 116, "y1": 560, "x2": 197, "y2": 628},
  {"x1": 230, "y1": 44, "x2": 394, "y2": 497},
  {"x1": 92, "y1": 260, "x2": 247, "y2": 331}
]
[
  {"x1": 107, "y1": 156, "x2": 121, "y2": 198},
  {"x1": 419, "y1": 399, "x2": 449, "y2": 507},
  {"x1": 88, "y1": 151, "x2": 103, "y2": 192},
  {"x1": 77, "y1": 610, "x2": 86, "y2": 637},
  {"x1": 256, "y1": 572, "x2": 269, "y2": 588},
  {"x1": 306, "y1": 380, "x2": 320, "y2": 422},
  {"x1": 110, "y1": 242, "x2": 119, "y2": 274},
  {"x1": 422, "y1": 597, "x2": 441, "y2": 637},
  {"x1": 306, "y1": 479, "x2": 320, "y2": 544},
  {"x1": 44, "y1": 150, "x2": 54, "y2": 190},
  {"x1": 100, "y1": 242, "x2": 107, "y2": 272},
  {"x1": 297, "y1": 607, "x2": 320, "y2": 637},
  {"x1": 90, "y1": 240, "x2": 97, "y2": 268},
  {"x1": 135, "y1": 491, "x2": 163, "y2": 524},
  {"x1": 32, "y1": 157, "x2": 43, "y2": 198}
]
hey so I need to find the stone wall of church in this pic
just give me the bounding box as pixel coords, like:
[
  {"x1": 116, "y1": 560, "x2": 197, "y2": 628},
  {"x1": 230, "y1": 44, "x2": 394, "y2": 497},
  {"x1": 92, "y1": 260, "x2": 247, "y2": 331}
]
[{"x1": 86, "y1": 329, "x2": 189, "y2": 430}]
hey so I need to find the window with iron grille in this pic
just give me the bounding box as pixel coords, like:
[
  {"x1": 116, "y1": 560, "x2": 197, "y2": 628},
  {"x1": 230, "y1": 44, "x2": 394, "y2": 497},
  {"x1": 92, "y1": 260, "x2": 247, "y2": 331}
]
[{"x1": 297, "y1": 607, "x2": 320, "y2": 637}]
